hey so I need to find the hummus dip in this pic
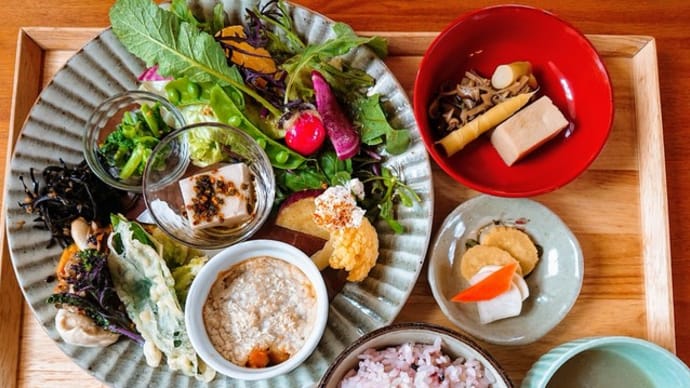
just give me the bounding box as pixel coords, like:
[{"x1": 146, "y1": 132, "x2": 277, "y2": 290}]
[{"x1": 203, "y1": 256, "x2": 317, "y2": 368}]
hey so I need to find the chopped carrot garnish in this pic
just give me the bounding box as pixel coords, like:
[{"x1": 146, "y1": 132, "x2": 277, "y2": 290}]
[
  {"x1": 246, "y1": 348, "x2": 270, "y2": 368},
  {"x1": 451, "y1": 262, "x2": 518, "y2": 302},
  {"x1": 56, "y1": 243, "x2": 78, "y2": 278}
]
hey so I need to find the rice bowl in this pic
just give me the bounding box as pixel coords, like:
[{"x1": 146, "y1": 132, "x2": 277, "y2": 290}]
[
  {"x1": 318, "y1": 322, "x2": 513, "y2": 387},
  {"x1": 339, "y1": 337, "x2": 494, "y2": 387}
]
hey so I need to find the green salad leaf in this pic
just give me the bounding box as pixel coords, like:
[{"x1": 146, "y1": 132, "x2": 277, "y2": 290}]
[
  {"x1": 170, "y1": 0, "x2": 225, "y2": 36},
  {"x1": 282, "y1": 22, "x2": 387, "y2": 103},
  {"x1": 355, "y1": 94, "x2": 411, "y2": 155},
  {"x1": 319, "y1": 151, "x2": 353, "y2": 186},
  {"x1": 109, "y1": 0, "x2": 281, "y2": 117},
  {"x1": 276, "y1": 166, "x2": 327, "y2": 193}
]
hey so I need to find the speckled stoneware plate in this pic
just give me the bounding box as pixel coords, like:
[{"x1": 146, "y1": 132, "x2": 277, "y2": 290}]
[
  {"x1": 4, "y1": 1, "x2": 433, "y2": 386},
  {"x1": 428, "y1": 195, "x2": 582, "y2": 346}
]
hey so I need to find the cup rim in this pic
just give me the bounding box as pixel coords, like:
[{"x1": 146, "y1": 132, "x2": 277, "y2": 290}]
[
  {"x1": 142, "y1": 121, "x2": 276, "y2": 250},
  {"x1": 525, "y1": 336, "x2": 690, "y2": 386},
  {"x1": 82, "y1": 90, "x2": 186, "y2": 193},
  {"x1": 184, "y1": 239, "x2": 329, "y2": 380}
]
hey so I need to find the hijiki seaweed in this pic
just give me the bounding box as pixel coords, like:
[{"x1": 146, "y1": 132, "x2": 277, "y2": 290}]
[{"x1": 18, "y1": 159, "x2": 131, "y2": 248}]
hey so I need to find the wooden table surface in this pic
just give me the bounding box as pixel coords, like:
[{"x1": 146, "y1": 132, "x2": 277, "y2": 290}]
[{"x1": 2, "y1": 0, "x2": 690, "y2": 384}]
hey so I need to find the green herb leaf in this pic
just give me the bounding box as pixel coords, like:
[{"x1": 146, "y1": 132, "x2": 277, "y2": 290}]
[
  {"x1": 282, "y1": 22, "x2": 388, "y2": 103},
  {"x1": 358, "y1": 165, "x2": 421, "y2": 234},
  {"x1": 312, "y1": 61, "x2": 375, "y2": 100},
  {"x1": 277, "y1": 168, "x2": 327, "y2": 192},
  {"x1": 252, "y1": 0, "x2": 305, "y2": 58},
  {"x1": 354, "y1": 94, "x2": 411, "y2": 155},
  {"x1": 379, "y1": 200, "x2": 404, "y2": 233},
  {"x1": 319, "y1": 151, "x2": 352, "y2": 186}
]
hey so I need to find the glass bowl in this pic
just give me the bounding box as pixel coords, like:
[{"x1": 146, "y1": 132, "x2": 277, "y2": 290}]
[
  {"x1": 142, "y1": 122, "x2": 275, "y2": 250},
  {"x1": 83, "y1": 90, "x2": 186, "y2": 192}
]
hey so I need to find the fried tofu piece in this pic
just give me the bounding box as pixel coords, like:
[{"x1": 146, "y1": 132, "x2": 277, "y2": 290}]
[
  {"x1": 480, "y1": 226, "x2": 539, "y2": 276},
  {"x1": 459, "y1": 245, "x2": 522, "y2": 281}
]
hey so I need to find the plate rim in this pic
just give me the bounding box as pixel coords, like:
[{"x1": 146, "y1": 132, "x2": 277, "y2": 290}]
[{"x1": 4, "y1": 1, "x2": 434, "y2": 385}]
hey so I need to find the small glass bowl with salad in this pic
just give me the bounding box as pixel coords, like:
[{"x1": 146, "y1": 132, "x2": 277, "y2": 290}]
[
  {"x1": 83, "y1": 90, "x2": 186, "y2": 192},
  {"x1": 142, "y1": 122, "x2": 275, "y2": 250}
]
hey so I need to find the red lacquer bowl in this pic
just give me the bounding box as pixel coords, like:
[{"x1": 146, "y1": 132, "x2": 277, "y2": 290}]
[{"x1": 413, "y1": 5, "x2": 613, "y2": 197}]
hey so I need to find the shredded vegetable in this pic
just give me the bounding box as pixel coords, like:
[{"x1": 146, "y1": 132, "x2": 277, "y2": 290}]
[{"x1": 429, "y1": 69, "x2": 537, "y2": 138}]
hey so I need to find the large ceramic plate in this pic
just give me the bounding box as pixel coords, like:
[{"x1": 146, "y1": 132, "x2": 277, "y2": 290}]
[{"x1": 4, "y1": 1, "x2": 433, "y2": 387}]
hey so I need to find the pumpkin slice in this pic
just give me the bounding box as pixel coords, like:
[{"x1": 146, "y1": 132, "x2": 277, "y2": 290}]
[
  {"x1": 480, "y1": 225, "x2": 539, "y2": 276},
  {"x1": 216, "y1": 25, "x2": 278, "y2": 74},
  {"x1": 459, "y1": 244, "x2": 522, "y2": 282}
]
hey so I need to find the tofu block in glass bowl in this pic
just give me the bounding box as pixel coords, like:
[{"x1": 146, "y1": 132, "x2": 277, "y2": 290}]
[{"x1": 142, "y1": 122, "x2": 274, "y2": 250}]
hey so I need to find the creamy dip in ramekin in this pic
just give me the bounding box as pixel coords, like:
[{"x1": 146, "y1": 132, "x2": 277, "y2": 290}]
[{"x1": 203, "y1": 256, "x2": 317, "y2": 368}]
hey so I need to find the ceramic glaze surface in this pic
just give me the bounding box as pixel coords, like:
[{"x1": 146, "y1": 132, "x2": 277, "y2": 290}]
[
  {"x1": 428, "y1": 195, "x2": 583, "y2": 345},
  {"x1": 4, "y1": 1, "x2": 433, "y2": 386}
]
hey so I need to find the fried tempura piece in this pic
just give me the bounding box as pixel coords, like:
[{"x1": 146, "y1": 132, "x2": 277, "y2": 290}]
[{"x1": 313, "y1": 217, "x2": 379, "y2": 282}]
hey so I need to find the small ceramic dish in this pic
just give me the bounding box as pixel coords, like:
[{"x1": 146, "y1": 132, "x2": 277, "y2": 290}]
[
  {"x1": 83, "y1": 90, "x2": 185, "y2": 192},
  {"x1": 428, "y1": 195, "x2": 583, "y2": 345},
  {"x1": 142, "y1": 122, "x2": 274, "y2": 250},
  {"x1": 185, "y1": 239, "x2": 329, "y2": 381},
  {"x1": 318, "y1": 322, "x2": 513, "y2": 387},
  {"x1": 522, "y1": 336, "x2": 690, "y2": 387}
]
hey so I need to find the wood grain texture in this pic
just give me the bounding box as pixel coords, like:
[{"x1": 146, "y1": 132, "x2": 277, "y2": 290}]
[
  {"x1": 633, "y1": 38, "x2": 675, "y2": 353},
  {"x1": 0, "y1": 0, "x2": 688, "y2": 385},
  {"x1": 2, "y1": 28, "x2": 670, "y2": 387},
  {"x1": 0, "y1": 29, "x2": 42, "y2": 388}
]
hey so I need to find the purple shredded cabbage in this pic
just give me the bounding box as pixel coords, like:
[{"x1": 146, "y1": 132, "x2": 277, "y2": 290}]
[{"x1": 48, "y1": 249, "x2": 143, "y2": 345}]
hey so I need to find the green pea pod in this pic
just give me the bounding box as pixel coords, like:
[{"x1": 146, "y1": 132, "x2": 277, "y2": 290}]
[
  {"x1": 209, "y1": 85, "x2": 305, "y2": 170},
  {"x1": 165, "y1": 78, "x2": 214, "y2": 106}
]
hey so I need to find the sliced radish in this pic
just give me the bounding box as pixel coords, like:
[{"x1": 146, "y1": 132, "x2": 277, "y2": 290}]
[{"x1": 476, "y1": 283, "x2": 523, "y2": 324}]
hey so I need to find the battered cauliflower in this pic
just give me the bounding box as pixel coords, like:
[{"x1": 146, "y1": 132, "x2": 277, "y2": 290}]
[
  {"x1": 310, "y1": 181, "x2": 379, "y2": 282},
  {"x1": 312, "y1": 217, "x2": 379, "y2": 282}
]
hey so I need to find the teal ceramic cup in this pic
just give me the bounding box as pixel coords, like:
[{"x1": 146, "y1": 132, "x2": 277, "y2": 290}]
[{"x1": 522, "y1": 336, "x2": 690, "y2": 388}]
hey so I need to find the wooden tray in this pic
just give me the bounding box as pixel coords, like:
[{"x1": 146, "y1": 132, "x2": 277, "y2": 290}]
[{"x1": 1, "y1": 28, "x2": 670, "y2": 387}]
